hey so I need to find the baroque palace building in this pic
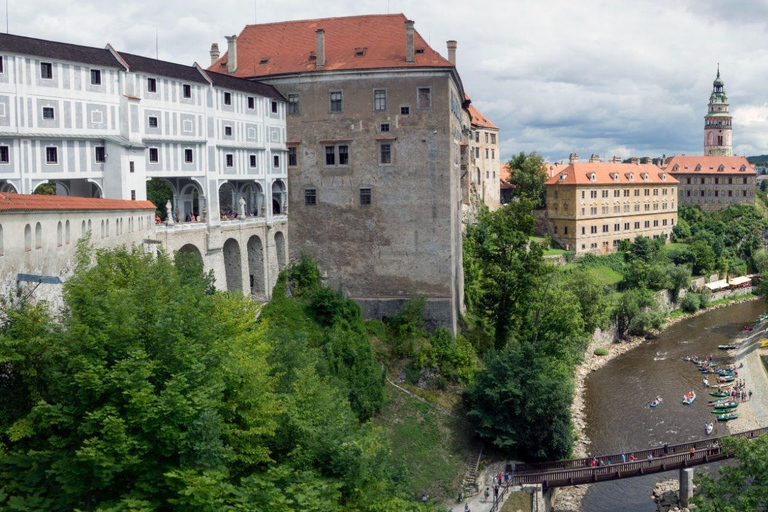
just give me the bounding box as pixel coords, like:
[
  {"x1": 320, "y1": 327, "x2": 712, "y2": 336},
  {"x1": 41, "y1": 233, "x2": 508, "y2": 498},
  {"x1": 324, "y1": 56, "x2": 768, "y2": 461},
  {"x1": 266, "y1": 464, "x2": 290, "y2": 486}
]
[
  {"x1": 664, "y1": 67, "x2": 756, "y2": 211},
  {"x1": 545, "y1": 161, "x2": 678, "y2": 255},
  {"x1": 466, "y1": 99, "x2": 500, "y2": 209},
  {"x1": 209, "y1": 14, "x2": 470, "y2": 331}
]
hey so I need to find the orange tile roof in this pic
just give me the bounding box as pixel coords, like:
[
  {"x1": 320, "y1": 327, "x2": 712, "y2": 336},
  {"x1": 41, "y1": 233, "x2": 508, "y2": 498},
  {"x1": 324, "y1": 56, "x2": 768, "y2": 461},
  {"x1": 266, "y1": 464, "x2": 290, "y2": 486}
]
[
  {"x1": 500, "y1": 163, "x2": 514, "y2": 189},
  {"x1": 209, "y1": 14, "x2": 454, "y2": 78},
  {"x1": 466, "y1": 101, "x2": 498, "y2": 130},
  {"x1": 544, "y1": 162, "x2": 678, "y2": 186},
  {"x1": 0, "y1": 194, "x2": 156, "y2": 212},
  {"x1": 663, "y1": 155, "x2": 756, "y2": 175}
]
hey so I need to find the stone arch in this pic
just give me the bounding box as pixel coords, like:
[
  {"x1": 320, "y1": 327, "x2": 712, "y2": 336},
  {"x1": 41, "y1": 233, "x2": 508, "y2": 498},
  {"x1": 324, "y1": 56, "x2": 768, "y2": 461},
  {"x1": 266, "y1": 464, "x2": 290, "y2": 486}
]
[
  {"x1": 274, "y1": 231, "x2": 286, "y2": 271},
  {"x1": 272, "y1": 180, "x2": 286, "y2": 215},
  {"x1": 24, "y1": 224, "x2": 31, "y2": 251},
  {"x1": 35, "y1": 222, "x2": 42, "y2": 249},
  {"x1": 239, "y1": 181, "x2": 264, "y2": 217},
  {"x1": 0, "y1": 181, "x2": 18, "y2": 193},
  {"x1": 65, "y1": 220, "x2": 70, "y2": 244},
  {"x1": 218, "y1": 182, "x2": 236, "y2": 216},
  {"x1": 247, "y1": 235, "x2": 265, "y2": 297},
  {"x1": 179, "y1": 182, "x2": 203, "y2": 221},
  {"x1": 223, "y1": 238, "x2": 242, "y2": 292},
  {"x1": 57, "y1": 221, "x2": 63, "y2": 247},
  {"x1": 178, "y1": 243, "x2": 204, "y2": 263}
]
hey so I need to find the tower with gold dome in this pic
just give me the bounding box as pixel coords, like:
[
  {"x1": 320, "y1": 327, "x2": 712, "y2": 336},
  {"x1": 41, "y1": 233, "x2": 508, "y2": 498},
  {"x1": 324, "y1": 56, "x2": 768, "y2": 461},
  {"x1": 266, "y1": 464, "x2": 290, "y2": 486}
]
[{"x1": 704, "y1": 66, "x2": 733, "y2": 156}]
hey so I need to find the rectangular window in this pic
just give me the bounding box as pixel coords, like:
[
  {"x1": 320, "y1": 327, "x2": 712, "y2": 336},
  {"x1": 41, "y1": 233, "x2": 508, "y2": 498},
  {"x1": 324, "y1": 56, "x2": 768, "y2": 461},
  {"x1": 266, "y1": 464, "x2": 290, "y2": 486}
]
[
  {"x1": 288, "y1": 147, "x2": 297, "y2": 167},
  {"x1": 95, "y1": 146, "x2": 106, "y2": 163},
  {"x1": 359, "y1": 188, "x2": 372, "y2": 206},
  {"x1": 624, "y1": 223, "x2": 630, "y2": 230},
  {"x1": 40, "y1": 62, "x2": 53, "y2": 79},
  {"x1": 635, "y1": 222, "x2": 640, "y2": 229},
  {"x1": 225, "y1": 126, "x2": 233, "y2": 136},
  {"x1": 288, "y1": 94, "x2": 300, "y2": 114},
  {"x1": 90, "y1": 69, "x2": 102, "y2": 85},
  {"x1": 485, "y1": 132, "x2": 489, "y2": 143},
  {"x1": 226, "y1": 154, "x2": 234, "y2": 167},
  {"x1": 380, "y1": 143, "x2": 392, "y2": 164},
  {"x1": 644, "y1": 221, "x2": 650, "y2": 228},
  {"x1": 224, "y1": 92, "x2": 232, "y2": 105},
  {"x1": 273, "y1": 155, "x2": 280, "y2": 168},
  {"x1": 182, "y1": 84, "x2": 191, "y2": 98},
  {"x1": 148, "y1": 116, "x2": 158, "y2": 128},
  {"x1": 45, "y1": 146, "x2": 58, "y2": 164},
  {"x1": 42, "y1": 107, "x2": 55, "y2": 120},
  {"x1": 485, "y1": 149, "x2": 489, "y2": 159},
  {"x1": 381, "y1": 122, "x2": 390, "y2": 133},
  {"x1": 417, "y1": 87, "x2": 432, "y2": 110},
  {"x1": 602, "y1": 225, "x2": 609, "y2": 233},
  {"x1": 0, "y1": 145, "x2": 8, "y2": 163},
  {"x1": 149, "y1": 148, "x2": 159, "y2": 163},
  {"x1": 147, "y1": 77, "x2": 157, "y2": 92},
  {"x1": 401, "y1": 106, "x2": 410, "y2": 115},
  {"x1": 374, "y1": 89, "x2": 387, "y2": 111},
  {"x1": 184, "y1": 149, "x2": 193, "y2": 163},
  {"x1": 654, "y1": 220, "x2": 659, "y2": 227},
  {"x1": 131, "y1": 190, "x2": 136, "y2": 201},
  {"x1": 325, "y1": 146, "x2": 335, "y2": 166},
  {"x1": 491, "y1": 133, "x2": 497, "y2": 144},
  {"x1": 250, "y1": 154, "x2": 257, "y2": 168},
  {"x1": 248, "y1": 96, "x2": 255, "y2": 109},
  {"x1": 330, "y1": 91, "x2": 343, "y2": 112},
  {"x1": 564, "y1": 226, "x2": 568, "y2": 234},
  {"x1": 338, "y1": 145, "x2": 349, "y2": 165},
  {"x1": 581, "y1": 227, "x2": 586, "y2": 235},
  {"x1": 271, "y1": 101, "x2": 278, "y2": 114},
  {"x1": 0, "y1": 56, "x2": 4, "y2": 73},
  {"x1": 591, "y1": 226, "x2": 597, "y2": 234},
  {"x1": 129, "y1": 161, "x2": 135, "y2": 173},
  {"x1": 305, "y1": 188, "x2": 317, "y2": 206}
]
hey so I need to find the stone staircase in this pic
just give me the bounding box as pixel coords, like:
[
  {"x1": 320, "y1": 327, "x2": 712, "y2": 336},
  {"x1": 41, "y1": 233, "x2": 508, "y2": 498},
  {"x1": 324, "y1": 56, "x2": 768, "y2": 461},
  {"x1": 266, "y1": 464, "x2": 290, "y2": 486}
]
[{"x1": 461, "y1": 444, "x2": 484, "y2": 496}]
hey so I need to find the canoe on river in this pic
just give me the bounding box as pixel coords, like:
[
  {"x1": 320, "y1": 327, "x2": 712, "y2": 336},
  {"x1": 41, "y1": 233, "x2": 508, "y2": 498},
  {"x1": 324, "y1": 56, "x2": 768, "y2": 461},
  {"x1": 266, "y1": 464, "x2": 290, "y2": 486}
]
[
  {"x1": 710, "y1": 391, "x2": 729, "y2": 397},
  {"x1": 719, "y1": 375, "x2": 736, "y2": 383},
  {"x1": 712, "y1": 408, "x2": 737, "y2": 414},
  {"x1": 717, "y1": 412, "x2": 739, "y2": 421},
  {"x1": 718, "y1": 345, "x2": 737, "y2": 350},
  {"x1": 713, "y1": 401, "x2": 739, "y2": 409}
]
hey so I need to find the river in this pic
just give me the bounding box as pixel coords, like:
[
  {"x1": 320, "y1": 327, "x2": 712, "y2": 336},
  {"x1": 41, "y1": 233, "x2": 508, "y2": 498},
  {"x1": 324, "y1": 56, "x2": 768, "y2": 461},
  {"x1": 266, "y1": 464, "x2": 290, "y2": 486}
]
[{"x1": 582, "y1": 299, "x2": 765, "y2": 512}]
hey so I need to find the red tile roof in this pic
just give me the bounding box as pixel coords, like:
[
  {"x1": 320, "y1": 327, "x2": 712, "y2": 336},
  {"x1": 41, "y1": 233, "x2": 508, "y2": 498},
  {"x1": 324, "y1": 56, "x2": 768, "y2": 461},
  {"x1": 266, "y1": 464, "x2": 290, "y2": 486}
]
[
  {"x1": 544, "y1": 162, "x2": 678, "y2": 186},
  {"x1": 209, "y1": 14, "x2": 454, "y2": 78},
  {"x1": 0, "y1": 194, "x2": 156, "y2": 212},
  {"x1": 466, "y1": 101, "x2": 498, "y2": 130},
  {"x1": 500, "y1": 163, "x2": 514, "y2": 189},
  {"x1": 663, "y1": 155, "x2": 756, "y2": 175}
]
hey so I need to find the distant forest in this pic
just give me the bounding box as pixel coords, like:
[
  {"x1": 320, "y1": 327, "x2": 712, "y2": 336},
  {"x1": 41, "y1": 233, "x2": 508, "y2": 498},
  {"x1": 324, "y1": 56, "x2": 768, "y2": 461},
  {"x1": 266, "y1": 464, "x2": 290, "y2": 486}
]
[{"x1": 747, "y1": 155, "x2": 768, "y2": 167}]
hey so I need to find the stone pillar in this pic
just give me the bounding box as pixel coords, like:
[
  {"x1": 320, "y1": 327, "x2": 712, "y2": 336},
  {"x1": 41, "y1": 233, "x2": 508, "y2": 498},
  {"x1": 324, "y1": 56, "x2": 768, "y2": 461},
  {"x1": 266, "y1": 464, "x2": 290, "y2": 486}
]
[
  {"x1": 522, "y1": 484, "x2": 555, "y2": 512},
  {"x1": 679, "y1": 467, "x2": 694, "y2": 508}
]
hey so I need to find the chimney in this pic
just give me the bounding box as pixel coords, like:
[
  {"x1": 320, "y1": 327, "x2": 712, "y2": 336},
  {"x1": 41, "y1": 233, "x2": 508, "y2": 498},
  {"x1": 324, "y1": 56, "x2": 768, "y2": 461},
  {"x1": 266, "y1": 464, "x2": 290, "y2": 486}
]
[
  {"x1": 405, "y1": 20, "x2": 415, "y2": 63},
  {"x1": 447, "y1": 40, "x2": 457, "y2": 65},
  {"x1": 210, "y1": 43, "x2": 220, "y2": 66},
  {"x1": 315, "y1": 29, "x2": 325, "y2": 68},
  {"x1": 225, "y1": 35, "x2": 237, "y2": 73},
  {"x1": 611, "y1": 155, "x2": 621, "y2": 163},
  {"x1": 589, "y1": 154, "x2": 602, "y2": 163},
  {"x1": 630, "y1": 157, "x2": 640, "y2": 165},
  {"x1": 569, "y1": 153, "x2": 579, "y2": 164}
]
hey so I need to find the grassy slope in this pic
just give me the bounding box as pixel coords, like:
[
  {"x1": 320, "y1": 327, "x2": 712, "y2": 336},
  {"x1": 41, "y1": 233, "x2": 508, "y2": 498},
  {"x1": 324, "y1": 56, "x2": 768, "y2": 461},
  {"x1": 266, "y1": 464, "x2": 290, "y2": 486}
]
[{"x1": 374, "y1": 385, "x2": 474, "y2": 502}]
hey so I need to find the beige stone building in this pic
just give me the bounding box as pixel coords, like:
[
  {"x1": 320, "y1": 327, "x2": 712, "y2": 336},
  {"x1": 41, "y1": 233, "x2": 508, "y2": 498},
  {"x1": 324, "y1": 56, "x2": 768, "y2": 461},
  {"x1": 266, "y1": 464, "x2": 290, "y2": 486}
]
[
  {"x1": 209, "y1": 14, "x2": 468, "y2": 331},
  {"x1": 467, "y1": 100, "x2": 500, "y2": 209},
  {"x1": 545, "y1": 162, "x2": 678, "y2": 254},
  {"x1": 664, "y1": 155, "x2": 756, "y2": 212}
]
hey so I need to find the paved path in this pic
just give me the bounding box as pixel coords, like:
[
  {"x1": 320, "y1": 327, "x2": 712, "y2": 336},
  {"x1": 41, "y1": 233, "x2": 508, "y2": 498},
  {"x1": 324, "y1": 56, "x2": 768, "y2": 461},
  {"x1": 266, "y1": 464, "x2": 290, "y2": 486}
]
[{"x1": 733, "y1": 319, "x2": 768, "y2": 428}]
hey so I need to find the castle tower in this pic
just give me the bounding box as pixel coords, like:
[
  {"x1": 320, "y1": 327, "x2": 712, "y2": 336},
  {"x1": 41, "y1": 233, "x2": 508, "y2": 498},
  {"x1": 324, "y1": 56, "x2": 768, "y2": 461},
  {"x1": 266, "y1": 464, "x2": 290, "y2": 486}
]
[{"x1": 704, "y1": 65, "x2": 733, "y2": 156}]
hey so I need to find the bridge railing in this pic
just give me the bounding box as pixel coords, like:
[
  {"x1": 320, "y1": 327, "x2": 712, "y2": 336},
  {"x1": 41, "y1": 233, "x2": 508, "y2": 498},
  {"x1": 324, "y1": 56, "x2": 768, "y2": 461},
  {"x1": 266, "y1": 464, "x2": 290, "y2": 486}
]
[
  {"x1": 514, "y1": 426, "x2": 768, "y2": 474},
  {"x1": 513, "y1": 446, "x2": 728, "y2": 488}
]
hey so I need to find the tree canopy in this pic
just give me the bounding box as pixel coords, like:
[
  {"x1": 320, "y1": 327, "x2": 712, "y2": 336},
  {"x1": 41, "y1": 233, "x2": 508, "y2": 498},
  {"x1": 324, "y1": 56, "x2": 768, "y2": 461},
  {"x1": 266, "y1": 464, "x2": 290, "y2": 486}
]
[{"x1": 507, "y1": 151, "x2": 547, "y2": 208}]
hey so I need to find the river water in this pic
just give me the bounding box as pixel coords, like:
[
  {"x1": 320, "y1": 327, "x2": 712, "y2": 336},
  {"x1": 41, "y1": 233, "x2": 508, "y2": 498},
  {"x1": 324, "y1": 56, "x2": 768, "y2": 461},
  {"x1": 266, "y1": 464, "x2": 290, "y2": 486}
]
[{"x1": 582, "y1": 300, "x2": 765, "y2": 512}]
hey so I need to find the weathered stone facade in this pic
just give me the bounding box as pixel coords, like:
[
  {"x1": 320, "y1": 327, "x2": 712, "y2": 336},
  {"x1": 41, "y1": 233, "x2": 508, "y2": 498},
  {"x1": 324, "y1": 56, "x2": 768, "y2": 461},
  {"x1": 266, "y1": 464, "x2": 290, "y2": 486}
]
[
  {"x1": 664, "y1": 155, "x2": 756, "y2": 212},
  {"x1": 209, "y1": 15, "x2": 467, "y2": 331}
]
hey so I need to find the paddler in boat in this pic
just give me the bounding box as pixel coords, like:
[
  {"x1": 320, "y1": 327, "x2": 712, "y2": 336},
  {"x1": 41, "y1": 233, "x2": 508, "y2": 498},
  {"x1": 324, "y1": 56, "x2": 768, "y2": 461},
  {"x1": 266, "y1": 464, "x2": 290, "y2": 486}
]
[{"x1": 703, "y1": 377, "x2": 709, "y2": 388}]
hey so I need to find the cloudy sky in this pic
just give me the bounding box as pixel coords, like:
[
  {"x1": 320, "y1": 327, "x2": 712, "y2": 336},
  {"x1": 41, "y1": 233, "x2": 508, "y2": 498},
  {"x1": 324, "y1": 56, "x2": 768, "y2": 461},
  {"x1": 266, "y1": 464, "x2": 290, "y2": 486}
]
[{"x1": 13, "y1": 0, "x2": 768, "y2": 162}]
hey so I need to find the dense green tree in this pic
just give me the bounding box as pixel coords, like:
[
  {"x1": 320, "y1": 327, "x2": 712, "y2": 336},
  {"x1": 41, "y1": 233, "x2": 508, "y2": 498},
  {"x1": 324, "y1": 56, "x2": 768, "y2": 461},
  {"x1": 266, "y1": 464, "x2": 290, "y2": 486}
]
[
  {"x1": 147, "y1": 178, "x2": 173, "y2": 219},
  {"x1": 681, "y1": 293, "x2": 701, "y2": 313},
  {"x1": 692, "y1": 436, "x2": 768, "y2": 512},
  {"x1": 465, "y1": 343, "x2": 573, "y2": 461},
  {"x1": 692, "y1": 240, "x2": 718, "y2": 276},
  {"x1": 562, "y1": 269, "x2": 610, "y2": 334},
  {"x1": 463, "y1": 198, "x2": 549, "y2": 348},
  {"x1": 611, "y1": 287, "x2": 656, "y2": 338},
  {"x1": 672, "y1": 216, "x2": 692, "y2": 240},
  {"x1": 32, "y1": 180, "x2": 56, "y2": 195},
  {"x1": 507, "y1": 151, "x2": 547, "y2": 208},
  {"x1": 753, "y1": 248, "x2": 768, "y2": 274}
]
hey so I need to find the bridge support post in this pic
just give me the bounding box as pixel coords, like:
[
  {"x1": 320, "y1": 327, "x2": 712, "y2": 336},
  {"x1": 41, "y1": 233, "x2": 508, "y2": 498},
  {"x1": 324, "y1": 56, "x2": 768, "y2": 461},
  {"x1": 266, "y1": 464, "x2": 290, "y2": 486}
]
[
  {"x1": 679, "y1": 467, "x2": 694, "y2": 508},
  {"x1": 522, "y1": 484, "x2": 555, "y2": 512}
]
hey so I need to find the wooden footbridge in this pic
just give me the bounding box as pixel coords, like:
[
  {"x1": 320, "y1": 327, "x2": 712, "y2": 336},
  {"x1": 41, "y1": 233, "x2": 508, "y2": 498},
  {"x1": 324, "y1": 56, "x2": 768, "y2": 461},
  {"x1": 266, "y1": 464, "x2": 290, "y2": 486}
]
[{"x1": 511, "y1": 426, "x2": 767, "y2": 489}]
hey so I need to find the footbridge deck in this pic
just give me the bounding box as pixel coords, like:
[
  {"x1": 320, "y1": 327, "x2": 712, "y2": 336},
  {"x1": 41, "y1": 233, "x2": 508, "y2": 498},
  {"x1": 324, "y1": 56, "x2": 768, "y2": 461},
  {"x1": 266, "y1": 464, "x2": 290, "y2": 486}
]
[{"x1": 511, "y1": 427, "x2": 767, "y2": 489}]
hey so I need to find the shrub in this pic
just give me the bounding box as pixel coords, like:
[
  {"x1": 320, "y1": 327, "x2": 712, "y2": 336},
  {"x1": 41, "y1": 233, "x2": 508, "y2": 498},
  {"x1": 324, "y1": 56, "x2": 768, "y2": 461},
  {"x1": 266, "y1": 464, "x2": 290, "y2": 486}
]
[
  {"x1": 384, "y1": 296, "x2": 427, "y2": 348},
  {"x1": 287, "y1": 253, "x2": 322, "y2": 296},
  {"x1": 700, "y1": 288, "x2": 713, "y2": 308},
  {"x1": 628, "y1": 308, "x2": 666, "y2": 335},
  {"x1": 415, "y1": 329, "x2": 478, "y2": 383},
  {"x1": 593, "y1": 347, "x2": 609, "y2": 356},
  {"x1": 681, "y1": 293, "x2": 701, "y2": 313},
  {"x1": 308, "y1": 287, "x2": 361, "y2": 327}
]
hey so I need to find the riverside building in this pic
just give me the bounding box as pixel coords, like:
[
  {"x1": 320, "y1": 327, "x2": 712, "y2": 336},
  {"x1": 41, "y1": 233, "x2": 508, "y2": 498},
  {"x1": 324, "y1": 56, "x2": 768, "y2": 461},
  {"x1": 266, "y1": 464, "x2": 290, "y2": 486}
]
[
  {"x1": 209, "y1": 14, "x2": 469, "y2": 331},
  {"x1": 545, "y1": 162, "x2": 678, "y2": 254}
]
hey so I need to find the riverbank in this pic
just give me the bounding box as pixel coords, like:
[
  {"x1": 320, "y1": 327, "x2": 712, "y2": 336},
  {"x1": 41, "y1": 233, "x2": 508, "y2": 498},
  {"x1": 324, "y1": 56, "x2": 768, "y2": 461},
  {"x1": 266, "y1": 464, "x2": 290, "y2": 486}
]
[
  {"x1": 727, "y1": 318, "x2": 768, "y2": 433},
  {"x1": 553, "y1": 293, "x2": 762, "y2": 512}
]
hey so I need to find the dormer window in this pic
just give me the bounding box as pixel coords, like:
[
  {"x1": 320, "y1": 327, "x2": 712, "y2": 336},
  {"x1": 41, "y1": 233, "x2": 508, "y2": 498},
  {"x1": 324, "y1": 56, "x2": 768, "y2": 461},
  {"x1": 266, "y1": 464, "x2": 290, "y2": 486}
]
[
  {"x1": 355, "y1": 47, "x2": 367, "y2": 57},
  {"x1": 589, "y1": 173, "x2": 596, "y2": 182},
  {"x1": 642, "y1": 173, "x2": 649, "y2": 181},
  {"x1": 559, "y1": 173, "x2": 567, "y2": 181},
  {"x1": 741, "y1": 165, "x2": 747, "y2": 172},
  {"x1": 718, "y1": 164, "x2": 725, "y2": 172},
  {"x1": 628, "y1": 173, "x2": 634, "y2": 181},
  {"x1": 611, "y1": 173, "x2": 619, "y2": 181},
  {"x1": 661, "y1": 173, "x2": 667, "y2": 181},
  {"x1": 673, "y1": 165, "x2": 679, "y2": 172},
  {"x1": 415, "y1": 48, "x2": 425, "y2": 54},
  {"x1": 260, "y1": 58, "x2": 269, "y2": 65},
  {"x1": 695, "y1": 164, "x2": 701, "y2": 172}
]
